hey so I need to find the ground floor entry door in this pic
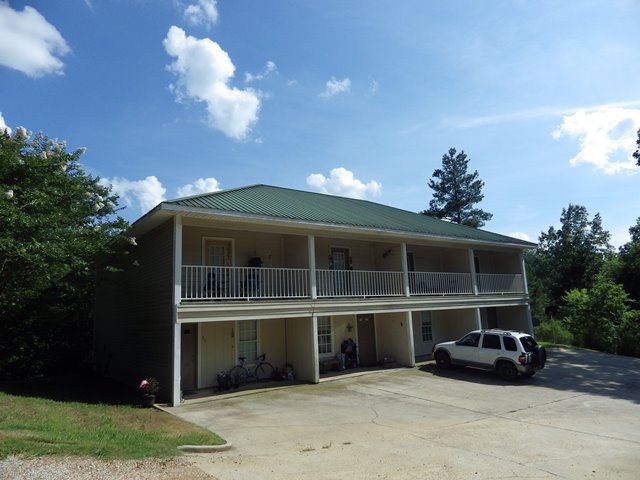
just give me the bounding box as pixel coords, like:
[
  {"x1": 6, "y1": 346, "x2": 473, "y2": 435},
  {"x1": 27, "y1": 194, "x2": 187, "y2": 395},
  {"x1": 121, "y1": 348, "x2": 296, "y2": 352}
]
[
  {"x1": 181, "y1": 323, "x2": 197, "y2": 391},
  {"x1": 357, "y1": 314, "x2": 377, "y2": 366}
]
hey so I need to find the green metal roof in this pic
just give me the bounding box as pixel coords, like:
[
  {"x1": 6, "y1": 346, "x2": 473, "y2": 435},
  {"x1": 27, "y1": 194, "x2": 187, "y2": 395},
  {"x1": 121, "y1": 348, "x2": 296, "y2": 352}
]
[{"x1": 164, "y1": 184, "x2": 535, "y2": 247}]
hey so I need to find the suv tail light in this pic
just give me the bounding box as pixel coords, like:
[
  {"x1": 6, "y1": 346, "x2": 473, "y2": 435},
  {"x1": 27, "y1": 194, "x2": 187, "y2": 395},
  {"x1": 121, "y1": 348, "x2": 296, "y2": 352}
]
[{"x1": 518, "y1": 354, "x2": 527, "y2": 365}]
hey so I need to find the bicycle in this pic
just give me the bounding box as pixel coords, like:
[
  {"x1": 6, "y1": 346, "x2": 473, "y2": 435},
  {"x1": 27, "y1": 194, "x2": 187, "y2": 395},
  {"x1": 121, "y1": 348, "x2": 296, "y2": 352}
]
[{"x1": 228, "y1": 353, "x2": 275, "y2": 387}]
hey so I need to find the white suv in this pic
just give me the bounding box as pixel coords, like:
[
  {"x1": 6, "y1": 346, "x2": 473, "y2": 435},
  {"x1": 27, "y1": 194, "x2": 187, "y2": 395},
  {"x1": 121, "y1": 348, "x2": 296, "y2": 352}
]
[{"x1": 432, "y1": 329, "x2": 547, "y2": 381}]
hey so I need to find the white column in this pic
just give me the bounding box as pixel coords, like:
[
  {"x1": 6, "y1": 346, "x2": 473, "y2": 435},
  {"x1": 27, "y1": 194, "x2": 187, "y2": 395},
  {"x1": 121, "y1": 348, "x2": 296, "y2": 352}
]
[
  {"x1": 519, "y1": 252, "x2": 530, "y2": 295},
  {"x1": 468, "y1": 248, "x2": 478, "y2": 295},
  {"x1": 405, "y1": 311, "x2": 415, "y2": 366},
  {"x1": 311, "y1": 314, "x2": 320, "y2": 383},
  {"x1": 520, "y1": 251, "x2": 534, "y2": 333},
  {"x1": 171, "y1": 215, "x2": 183, "y2": 407},
  {"x1": 308, "y1": 235, "x2": 317, "y2": 299},
  {"x1": 401, "y1": 242, "x2": 410, "y2": 297},
  {"x1": 474, "y1": 308, "x2": 482, "y2": 330}
]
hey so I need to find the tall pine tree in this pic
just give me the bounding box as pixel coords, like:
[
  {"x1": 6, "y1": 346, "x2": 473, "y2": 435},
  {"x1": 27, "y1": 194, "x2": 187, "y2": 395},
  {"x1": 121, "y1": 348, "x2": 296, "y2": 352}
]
[{"x1": 423, "y1": 147, "x2": 492, "y2": 228}]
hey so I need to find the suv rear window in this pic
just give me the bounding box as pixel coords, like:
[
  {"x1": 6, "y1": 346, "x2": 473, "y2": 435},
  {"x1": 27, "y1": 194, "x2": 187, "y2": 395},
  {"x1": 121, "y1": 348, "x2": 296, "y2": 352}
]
[
  {"x1": 482, "y1": 334, "x2": 501, "y2": 349},
  {"x1": 503, "y1": 336, "x2": 517, "y2": 351},
  {"x1": 519, "y1": 335, "x2": 538, "y2": 352}
]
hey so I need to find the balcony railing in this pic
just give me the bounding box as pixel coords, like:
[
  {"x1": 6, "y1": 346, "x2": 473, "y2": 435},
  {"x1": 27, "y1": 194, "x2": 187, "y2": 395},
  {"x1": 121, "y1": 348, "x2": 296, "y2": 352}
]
[
  {"x1": 182, "y1": 265, "x2": 309, "y2": 300},
  {"x1": 181, "y1": 266, "x2": 525, "y2": 301},
  {"x1": 409, "y1": 271, "x2": 474, "y2": 295},
  {"x1": 316, "y1": 269, "x2": 404, "y2": 298},
  {"x1": 476, "y1": 273, "x2": 525, "y2": 294}
]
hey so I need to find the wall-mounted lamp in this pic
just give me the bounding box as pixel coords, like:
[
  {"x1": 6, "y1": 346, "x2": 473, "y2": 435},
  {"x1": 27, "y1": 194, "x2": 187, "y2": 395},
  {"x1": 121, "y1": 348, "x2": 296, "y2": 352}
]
[
  {"x1": 346, "y1": 323, "x2": 353, "y2": 332},
  {"x1": 382, "y1": 248, "x2": 392, "y2": 259}
]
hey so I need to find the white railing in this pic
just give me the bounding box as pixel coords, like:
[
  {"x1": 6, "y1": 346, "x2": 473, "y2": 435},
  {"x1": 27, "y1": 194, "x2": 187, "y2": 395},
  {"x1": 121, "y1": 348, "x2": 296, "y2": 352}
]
[
  {"x1": 316, "y1": 269, "x2": 404, "y2": 298},
  {"x1": 409, "y1": 272, "x2": 474, "y2": 295},
  {"x1": 181, "y1": 266, "x2": 525, "y2": 301},
  {"x1": 476, "y1": 273, "x2": 525, "y2": 294},
  {"x1": 181, "y1": 265, "x2": 309, "y2": 300}
]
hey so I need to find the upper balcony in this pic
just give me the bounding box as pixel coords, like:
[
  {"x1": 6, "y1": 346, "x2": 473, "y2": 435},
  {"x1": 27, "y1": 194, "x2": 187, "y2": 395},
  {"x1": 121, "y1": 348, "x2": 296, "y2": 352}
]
[{"x1": 181, "y1": 265, "x2": 525, "y2": 302}]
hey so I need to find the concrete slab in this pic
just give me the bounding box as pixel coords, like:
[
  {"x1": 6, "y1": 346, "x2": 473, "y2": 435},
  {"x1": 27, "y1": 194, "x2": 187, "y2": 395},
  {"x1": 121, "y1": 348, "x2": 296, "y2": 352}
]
[{"x1": 165, "y1": 347, "x2": 640, "y2": 479}]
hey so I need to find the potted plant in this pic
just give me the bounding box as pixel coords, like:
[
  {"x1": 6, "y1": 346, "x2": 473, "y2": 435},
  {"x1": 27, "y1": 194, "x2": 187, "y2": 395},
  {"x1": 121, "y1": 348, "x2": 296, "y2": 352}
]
[{"x1": 139, "y1": 377, "x2": 159, "y2": 408}]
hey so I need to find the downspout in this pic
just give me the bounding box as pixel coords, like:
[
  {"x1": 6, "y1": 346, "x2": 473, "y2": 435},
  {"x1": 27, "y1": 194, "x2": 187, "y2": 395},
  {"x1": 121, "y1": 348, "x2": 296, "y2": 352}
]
[{"x1": 171, "y1": 215, "x2": 183, "y2": 407}]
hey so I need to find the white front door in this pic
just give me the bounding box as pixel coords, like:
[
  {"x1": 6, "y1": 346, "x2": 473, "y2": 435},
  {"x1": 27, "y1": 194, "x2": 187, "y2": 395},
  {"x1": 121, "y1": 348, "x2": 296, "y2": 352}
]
[{"x1": 413, "y1": 312, "x2": 434, "y2": 356}]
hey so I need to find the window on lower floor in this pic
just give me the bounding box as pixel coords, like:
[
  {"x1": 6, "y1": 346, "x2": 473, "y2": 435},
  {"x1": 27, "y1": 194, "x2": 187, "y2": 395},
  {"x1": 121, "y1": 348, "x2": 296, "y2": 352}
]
[
  {"x1": 238, "y1": 320, "x2": 257, "y2": 364},
  {"x1": 421, "y1": 312, "x2": 433, "y2": 342},
  {"x1": 317, "y1": 316, "x2": 332, "y2": 355}
]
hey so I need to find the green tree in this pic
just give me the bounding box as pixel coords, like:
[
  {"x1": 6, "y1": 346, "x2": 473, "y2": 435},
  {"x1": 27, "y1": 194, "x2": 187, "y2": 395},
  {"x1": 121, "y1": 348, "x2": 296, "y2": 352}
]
[
  {"x1": 532, "y1": 204, "x2": 612, "y2": 308},
  {"x1": 561, "y1": 282, "x2": 638, "y2": 355},
  {"x1": 0, "y1": 127, "x2": 128, "y2": 379},
  {"x1": 423, "y1": 147, "x2": 493, "y2": 228},
  {"x1": 617, "y1": 218, "x2": 640, "y2": 305}
]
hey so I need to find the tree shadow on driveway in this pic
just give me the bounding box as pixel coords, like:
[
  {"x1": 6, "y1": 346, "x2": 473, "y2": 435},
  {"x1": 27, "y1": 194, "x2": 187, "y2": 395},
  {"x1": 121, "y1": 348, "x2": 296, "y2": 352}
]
[{"x1": 419, "y1": 347, "x2": 640, "y2": 404}]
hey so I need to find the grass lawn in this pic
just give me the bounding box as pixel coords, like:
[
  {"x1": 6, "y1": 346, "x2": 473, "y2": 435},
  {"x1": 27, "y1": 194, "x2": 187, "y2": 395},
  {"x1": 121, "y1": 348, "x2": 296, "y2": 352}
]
[{"x1": 0, "y1": 375, "x2": 225, "y2": 459}]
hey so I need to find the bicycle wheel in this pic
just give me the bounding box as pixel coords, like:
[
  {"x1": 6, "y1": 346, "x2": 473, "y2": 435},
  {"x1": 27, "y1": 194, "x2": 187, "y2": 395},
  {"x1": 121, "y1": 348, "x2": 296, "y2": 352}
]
[
  {"x1": 228, "y1": 366, "x2": 248, "y2": 387},
  {"x1": 254, "y1": 362, "x2": 275, "y2": 382}
]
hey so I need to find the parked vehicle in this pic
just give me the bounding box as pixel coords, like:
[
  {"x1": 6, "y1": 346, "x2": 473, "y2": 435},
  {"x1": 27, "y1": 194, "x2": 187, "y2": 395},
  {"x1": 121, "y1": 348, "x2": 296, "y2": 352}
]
[{"x1": 432, "y1": 329, "x2": 547, "y2": 380}]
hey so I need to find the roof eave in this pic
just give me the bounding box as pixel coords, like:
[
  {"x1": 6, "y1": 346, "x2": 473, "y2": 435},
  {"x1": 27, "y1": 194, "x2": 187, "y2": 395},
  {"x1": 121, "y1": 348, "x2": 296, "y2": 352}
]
[{"x1": 130, "y1": 202, "x2": 536, "y2": 250}]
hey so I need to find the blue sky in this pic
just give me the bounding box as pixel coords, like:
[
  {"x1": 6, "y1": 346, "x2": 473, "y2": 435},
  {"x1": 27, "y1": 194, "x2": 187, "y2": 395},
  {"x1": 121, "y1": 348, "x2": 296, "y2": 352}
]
[{"x1": 1, "y1": 0, "x2": 639, "y2": 247}]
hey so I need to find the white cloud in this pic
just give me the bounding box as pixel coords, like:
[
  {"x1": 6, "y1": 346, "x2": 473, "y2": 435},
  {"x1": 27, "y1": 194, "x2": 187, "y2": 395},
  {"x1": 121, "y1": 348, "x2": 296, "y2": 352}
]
[
  {"x1": 176, "y1": 177, "x2": 221, "y2": 197},
  {"x1": 163, "y1": 26, "x2": 260, "y2": 140},
  {"x1": 100, "y1": 176, "x2": 166, "y2": 214},
  {"x1": 245, "y1": 61, "x2": 276, "y2": 83},
  {"x1": 508, "y1": 232, "x2": 532, "y2": 243},
  {"x1": 184, "y1": 0, "x2": 218, "y2": 29},
  {"x1": 320, "y1": 77, "x2": 351, "y2": 98},
  {"x1": 306, "y1": 167, "x2": 382, "y2": 199},
  {"x1": 0, "y1": 3, "x2": 70, "y2": 77},
  {"x1": 552, "y1": 107, "x2": 640, "y2": 174},
  {"x1": 0, "y1": 112, "x2": 10, "y2": 134}
]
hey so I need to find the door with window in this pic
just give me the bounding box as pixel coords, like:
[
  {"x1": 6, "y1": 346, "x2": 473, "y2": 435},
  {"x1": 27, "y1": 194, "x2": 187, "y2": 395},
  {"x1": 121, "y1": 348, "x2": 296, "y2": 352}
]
[
  {"x1": 331, "y1": 247, "x2": 350, "y2": 295},
  {"x1": 203, "y1": 239, "x2": 231, "y2": 297},
  {"x1": 477, "y1": 332, "x2": 503, "y2": 365},
  {"x1": 412, "y1": 311, "x2": 434, "y2": 356}
]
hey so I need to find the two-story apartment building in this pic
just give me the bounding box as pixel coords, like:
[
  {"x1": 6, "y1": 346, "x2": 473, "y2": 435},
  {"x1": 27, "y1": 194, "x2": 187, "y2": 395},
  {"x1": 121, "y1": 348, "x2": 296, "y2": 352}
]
[{"x1": 93, "y1": 184, "x2": 536, "y2": 406}]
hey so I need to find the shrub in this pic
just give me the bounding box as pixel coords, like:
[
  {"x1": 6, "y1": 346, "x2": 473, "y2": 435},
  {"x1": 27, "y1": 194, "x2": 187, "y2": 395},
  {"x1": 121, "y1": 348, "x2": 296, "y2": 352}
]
[{"x1": 534, "y1": 319, "x2": 573, "y2": 345}]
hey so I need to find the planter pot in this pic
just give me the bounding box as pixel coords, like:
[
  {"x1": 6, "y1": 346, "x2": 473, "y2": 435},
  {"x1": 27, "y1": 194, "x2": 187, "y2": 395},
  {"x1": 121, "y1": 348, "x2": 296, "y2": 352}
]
[{"x1": 141, "y1": 394, "x2": 156, "y2": 408}]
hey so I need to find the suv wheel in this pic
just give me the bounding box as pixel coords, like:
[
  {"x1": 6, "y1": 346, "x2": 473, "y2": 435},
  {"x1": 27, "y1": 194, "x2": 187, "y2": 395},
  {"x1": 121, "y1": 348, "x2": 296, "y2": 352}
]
[
  {"x1": 497, "y1": 361, "x2": 518, "y2": 381},
  {"x1": 434, "y1": 350, "x2": 452, "y2": 369}
]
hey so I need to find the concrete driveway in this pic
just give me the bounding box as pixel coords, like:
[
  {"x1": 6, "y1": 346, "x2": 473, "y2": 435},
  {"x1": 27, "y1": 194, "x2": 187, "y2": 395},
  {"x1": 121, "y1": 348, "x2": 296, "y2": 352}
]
[{"x1": 166, "y1": 347, "x2": 640, "y2": 480}]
